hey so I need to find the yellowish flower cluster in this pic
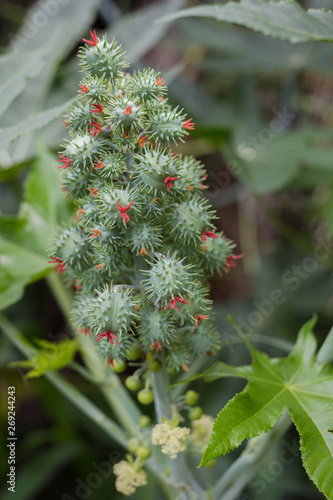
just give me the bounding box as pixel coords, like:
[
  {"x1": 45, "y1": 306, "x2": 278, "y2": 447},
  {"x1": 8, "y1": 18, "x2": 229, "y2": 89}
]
[
  {"x1": 190, "y1": 414, "x2": 214, "y2": 453},
  {"x1": 113, "y1": 460, "x2": 147, "y2": 496},
  {"x1": 151, "y1": 420, "x2": 191, "y2": 459}
]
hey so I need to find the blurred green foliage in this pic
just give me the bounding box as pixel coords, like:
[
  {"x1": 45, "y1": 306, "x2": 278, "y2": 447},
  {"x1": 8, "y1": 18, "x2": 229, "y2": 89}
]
[{"x1": 1, "y1": 0, "x2": 333, "y2": 499}]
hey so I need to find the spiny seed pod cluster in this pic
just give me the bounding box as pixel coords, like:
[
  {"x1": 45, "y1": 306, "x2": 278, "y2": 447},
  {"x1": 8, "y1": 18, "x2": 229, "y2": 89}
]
[{"x1": 49, "y1": 31, "x2": 241, "y2": 381}]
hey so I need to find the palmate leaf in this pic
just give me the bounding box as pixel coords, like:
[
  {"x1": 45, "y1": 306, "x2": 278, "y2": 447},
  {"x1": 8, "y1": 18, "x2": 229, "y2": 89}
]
[
  {"x1": 198, "y1": 318, "x2": 333, "y2": 499},
  {"x1": 158, "y1": 0, "x2": 333, "y2": 44}
]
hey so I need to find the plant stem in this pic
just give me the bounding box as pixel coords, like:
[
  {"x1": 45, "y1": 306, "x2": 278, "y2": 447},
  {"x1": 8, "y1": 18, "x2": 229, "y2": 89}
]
[
  {"x1": 212, "y1": 409, "x2": 291, "y2": 500},
  {"x1": 152, "y1": 366, "x2": 208, "y2": 500},
  {"x1": 46, "y1": 273, "x2": 73, "y2": 320},
  {"x1": 46, "y1": 273, "x2": 142, "y2": 433},
  {"x1": 250, "y1": 334, "x2": 293, "y2": 353},
  {"x1": 172, "y1": 357, "x2": 210, "y2": 400},
  {"x1": 1, "y1": 312, "x2": 174, "y2": 493},
  {"x1": 70, "y1": 360, "x2": 102, "y2": 384},
  {"x1": 0, "y1": 312, "x2": 128, "y2": 448}
]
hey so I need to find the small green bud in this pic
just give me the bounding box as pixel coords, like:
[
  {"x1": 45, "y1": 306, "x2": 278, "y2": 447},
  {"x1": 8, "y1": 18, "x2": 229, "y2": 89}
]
[
  {"x1": 185, "y1": 390, "x2": 199, "y2": 406},
  {"x1": 125, "y1": 376, "x2": 143, "y2": 391},
  {"x1": 111, "y1": 359, "x2": 127, "y2": 373},
  {"x1": 127, "y1": 437, "x2": 140, "y2": 453},
  {"x1": 137, "y1": 389, "x2": 154, "y2": 405},
  {"x1": 136, "y1": 446, "x2": 151, "y2": 460},
  {"x1": 148, "y1": 358, "x2": 162, "y2": 372},
  {"x1": 139, "y1": 415, "x2": 151, "y2": 428},
  {"x1": 189, "y1": 406, "x2": 203, "y2": 420},
  {"x1": 126, "y1": 344, "x2": 141, "y2": 361}
]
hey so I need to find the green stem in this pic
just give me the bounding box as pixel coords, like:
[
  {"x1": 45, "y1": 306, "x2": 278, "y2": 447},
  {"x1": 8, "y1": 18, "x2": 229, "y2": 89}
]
[
  {"x1": 172, "y1": 357, "x2": 210, "y2": 400},
  {"x1": 317, "y1": 325, "x2": 333, "y2": 364},
  {"x1": 46, "y1": 273, "x2": 142, "y2": 433},
  {"x1": 250, "y1": 334, "x2": 293, "y2": 353},
  {"x1": 69, "y1": 361, "x2": 102, "y2": 384},
  {"x1": 212, "y1": 409, "x2": 291, "y2": 500},
  {"x1": 0, "y1": 312, "x2": 173, "y2": 493},
  {"x1": 46, "y1": 273, "x2": 73, "y2": 320},
  {"x1": 152, "y1": 366, "x2": 208, "y2": 500},
  {"x1": 0, "y1": 312, "x2": 128, "y2": 448}
]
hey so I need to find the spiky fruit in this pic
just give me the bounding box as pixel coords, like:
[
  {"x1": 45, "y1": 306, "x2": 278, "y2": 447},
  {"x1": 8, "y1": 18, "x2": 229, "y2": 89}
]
[{"x1": 50, "y1": 33, "x2": 239, "y2": 375}]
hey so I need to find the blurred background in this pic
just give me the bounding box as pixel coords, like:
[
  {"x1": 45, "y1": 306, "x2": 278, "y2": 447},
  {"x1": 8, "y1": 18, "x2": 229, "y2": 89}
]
[{"x1": 1, "y1": 0, "x2": 333, "y2": 498}]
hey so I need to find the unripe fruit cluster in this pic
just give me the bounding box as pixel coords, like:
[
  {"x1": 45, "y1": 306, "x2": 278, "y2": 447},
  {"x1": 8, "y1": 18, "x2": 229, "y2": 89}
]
[{"x1": 50, "y1": 32, "x2": 238, "y2": 377}]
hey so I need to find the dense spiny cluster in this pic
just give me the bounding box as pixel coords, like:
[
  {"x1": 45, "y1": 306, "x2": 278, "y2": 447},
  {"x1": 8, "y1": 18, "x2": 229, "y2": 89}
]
[{"x1": 49, "y1": 32, "x2": 237, "y2": 376}]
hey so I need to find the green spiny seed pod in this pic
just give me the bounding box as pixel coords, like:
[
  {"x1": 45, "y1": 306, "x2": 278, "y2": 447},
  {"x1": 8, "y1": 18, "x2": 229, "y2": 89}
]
[
  {"x1": 144, "y1": 253, "x2": 193, "y2": 304},
  {"x1": 126, "y1": 221, "x2": 163, "y2": 255},
  {"x1": 79, "y1": 35, "x2": 128, "y2": 80},
  {"x1": 78, "y1": 76, "x2": 113, "y2": 104},
  {"x1": 98, "y1": 185, "x2": 138, "y2": 227},
  {"x1": 184, "y1": 321, "x2": 221, "y2": 357},
  {"x1": 166, "y1": 346, "x2": 191, "y2": 371},
  {"x1": 150, "y1": 106, "x2": 187, "y2": 144},
  {"x1": 107, "y1": 95, "x2": 145, "y2": 132},
  {"x1": 50, "y1": 32, "x2": 240, "y2": 373},
  {"x1": 168, "y1": 196, "x2": 216, "y2": 244},
  {"x1": 64, "y1": 134, "x2": 106, "y2": 172},
  {"x1": 92, "y1": 245, "x2": 132, "y2": 274},
  {"x1": 177, "y1": 156, "x2": 208, "y2": 192},
  {"x1": 52, "y1": 226, "x2": 92, "y2": 271},
  {"x1": 95, "y1": 333, "x2": 132, "y2": 364},
  {"x1": 137, "y1": 308, "x2": 176, "y2": 347},
  {"x1": 129, "y1": 69, "x2": 167, "y2": 100},
  {"x1": 133, "y1": 148, "x2": 180, "y2": 194},
  {"x1": 64, "y1": 101, "x2": 92, "y2": 133},
  {"x1": 94, "y1": 153, "x2": 126, "y2": 182},
  {"x1": 80, "y1": 266, "x2": 110, "y2": 293},
  {"x1": 199, "y1": 231, "x2": 235, "y2": 275},
  {"x1": 87, "y1": 285, "x2": 138, "y2": 337},
  {"x1": 62, "y1": 167, "x2": 96, "y2": 198}
]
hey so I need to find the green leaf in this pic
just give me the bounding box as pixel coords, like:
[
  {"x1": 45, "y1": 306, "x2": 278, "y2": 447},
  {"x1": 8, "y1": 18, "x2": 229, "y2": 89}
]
[
  {"x1": 199, "y1": 318, "x2": 333, "y2": 500},
  {"x1": 0, "y1": 281, "x2": 27, "y2": 312},
  {"x1": 19, "y1": 145, "x2": 72, "y2": 255},
  {"x1": 0, "y1": 237, "x2": 50, "y2": 310},
  {"x1": 3, "y1": 0, "x2": 101, "y2": 165},
  {"x1": 230, "y1": 127, "x2": 333, "y2": 194},
  {"x1": 10, "y1": 338, "x2": 78, "y2": 378},
  {"x1": 178, "y1": 18, "x2": 333, "y2": 76},
  {"x1": 108, "y1": 0, "x2": 186, "y2": 63},
  {"x1": 0, "y1": 47, "x2": 47, "y2": 119},
  {"x1": 0, "y1": 100, "x2": 71, "y2": 150},
  {"x1": 158, "y1": 0, "x2": 333, "y2": 44},
  {"x1": 1, "y1": 146, "x2": 71, "y2": 255},
  {"x1": 0, "y1": 146, "x2": 72, "y2": 310}
]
